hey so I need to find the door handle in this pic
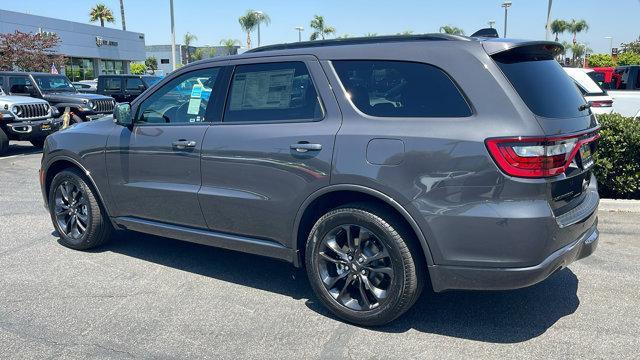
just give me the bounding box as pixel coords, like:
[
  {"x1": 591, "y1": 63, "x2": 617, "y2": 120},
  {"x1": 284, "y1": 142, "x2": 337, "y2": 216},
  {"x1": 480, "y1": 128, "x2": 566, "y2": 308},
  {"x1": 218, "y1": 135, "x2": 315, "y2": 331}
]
[
  {"x1": 172, "y1": 139, "x2": 197, "y2": 150},
  {"x1": 290, "y1": 142, "x2": 322, "y2": 153}
]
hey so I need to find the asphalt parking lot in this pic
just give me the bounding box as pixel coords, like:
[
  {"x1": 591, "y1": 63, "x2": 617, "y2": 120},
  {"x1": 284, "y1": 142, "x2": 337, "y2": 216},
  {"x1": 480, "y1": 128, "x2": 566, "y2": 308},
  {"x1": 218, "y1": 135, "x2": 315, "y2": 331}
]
[{"x1": 1, "y1": 142, "x2": 639, "y2": 359}]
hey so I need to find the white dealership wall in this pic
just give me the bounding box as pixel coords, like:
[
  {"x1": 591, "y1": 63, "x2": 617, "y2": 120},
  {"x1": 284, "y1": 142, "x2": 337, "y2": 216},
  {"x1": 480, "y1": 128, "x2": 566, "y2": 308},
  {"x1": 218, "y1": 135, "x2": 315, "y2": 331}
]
[{"x1": 0, "y1": 9, "x2": 145, "y2": 77}]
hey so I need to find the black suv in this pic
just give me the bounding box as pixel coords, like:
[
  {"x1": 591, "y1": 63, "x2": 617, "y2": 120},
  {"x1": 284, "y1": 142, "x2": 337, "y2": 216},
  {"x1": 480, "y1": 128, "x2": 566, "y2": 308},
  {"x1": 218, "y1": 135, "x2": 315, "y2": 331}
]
[
  {"x1": 39, "y1": 34, "x2": 600, "y2": 326},
  {"x1": 0, "y1": 72, "x2": 116, "y2": 123},
  {"x1": 97, "y1": 75, "x2": 162, "y2": 103}
]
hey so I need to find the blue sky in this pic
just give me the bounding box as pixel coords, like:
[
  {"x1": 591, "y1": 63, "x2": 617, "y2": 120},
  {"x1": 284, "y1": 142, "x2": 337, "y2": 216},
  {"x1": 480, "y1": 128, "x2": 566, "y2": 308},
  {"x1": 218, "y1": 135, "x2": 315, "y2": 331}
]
[{"x1": 2, "y1": 0, "x2": 639, "y2": 53}]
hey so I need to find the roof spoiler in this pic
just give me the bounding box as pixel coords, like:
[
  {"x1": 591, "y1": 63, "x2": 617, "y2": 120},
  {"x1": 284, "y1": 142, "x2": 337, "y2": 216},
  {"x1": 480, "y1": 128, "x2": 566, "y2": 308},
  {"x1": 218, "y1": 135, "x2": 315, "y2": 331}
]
[
  {"x1": 482, "y1": 40, "x2": 564, "y2": 58},
  {"x1": 471, "y1": 28, "x2": 499, "y2": 38}
]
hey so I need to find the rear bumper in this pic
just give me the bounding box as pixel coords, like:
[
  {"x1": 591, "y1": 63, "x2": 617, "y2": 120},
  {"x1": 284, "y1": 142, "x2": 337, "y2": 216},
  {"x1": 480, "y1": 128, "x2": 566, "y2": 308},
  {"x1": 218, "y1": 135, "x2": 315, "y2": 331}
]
[{"x1": 428, "y1": 219, "x2": 598, "y2": 292}]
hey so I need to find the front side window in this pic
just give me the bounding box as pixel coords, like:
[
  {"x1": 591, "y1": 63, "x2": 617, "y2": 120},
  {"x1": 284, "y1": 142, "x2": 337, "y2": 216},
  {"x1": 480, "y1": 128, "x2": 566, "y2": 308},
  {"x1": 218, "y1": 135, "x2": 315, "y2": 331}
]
[
  {"x1": 136, "y1": 67, "x2": 220, "y2": 124},
  {"x1": 126, "y1": 77, "x2": 144, "y2": 90},
  {"x1": 224, "y1": 61, "x2": 323, "y2": 123},
  {"x1": 333, "y1": 60, "x2": 472, "y2": 118}
]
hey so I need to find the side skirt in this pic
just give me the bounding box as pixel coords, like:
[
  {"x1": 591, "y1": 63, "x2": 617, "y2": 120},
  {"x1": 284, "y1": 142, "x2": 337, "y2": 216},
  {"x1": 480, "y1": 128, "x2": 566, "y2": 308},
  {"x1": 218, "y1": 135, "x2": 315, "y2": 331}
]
[{"x1": 113, "y1": 216, "x2": 296, "y2": 263}]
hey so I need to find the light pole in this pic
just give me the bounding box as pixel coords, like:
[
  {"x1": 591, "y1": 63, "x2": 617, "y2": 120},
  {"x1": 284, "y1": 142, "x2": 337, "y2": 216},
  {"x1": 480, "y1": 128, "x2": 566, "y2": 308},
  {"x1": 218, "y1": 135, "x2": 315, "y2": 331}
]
[
  {"x1": 170, "y1": 0, "x2": 176, "y2": 71},
  {"x1": 254, "y1": 10, "x2": 264, "y2": 47},
  {"x1": 295, "y1": 27, "x2": 304, "y2": 42},
  {"x1": 488, "y1": 20, "x2": 496, "y2": 29},
  {"x1": 545, "y1": 0, "x2": 553, "y2": 41},
  {"x1": 604, "y1": 36, "x2": 613, "y2": 54},
  {"x1": 501, "y1": 1, "x2": 512, "y2": 38}
]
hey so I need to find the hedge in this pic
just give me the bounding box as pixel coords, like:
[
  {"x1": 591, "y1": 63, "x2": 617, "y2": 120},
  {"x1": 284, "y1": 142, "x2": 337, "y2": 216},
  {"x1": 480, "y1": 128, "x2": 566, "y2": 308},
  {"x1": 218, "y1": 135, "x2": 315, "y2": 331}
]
[{"x1": 593, "y1": 114, "x2": 640, "y2": 199}]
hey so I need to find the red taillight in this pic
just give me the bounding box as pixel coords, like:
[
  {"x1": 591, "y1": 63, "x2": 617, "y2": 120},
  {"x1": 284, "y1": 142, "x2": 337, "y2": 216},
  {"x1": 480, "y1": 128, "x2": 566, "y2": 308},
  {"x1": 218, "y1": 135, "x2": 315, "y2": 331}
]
[
  {"x1": 589, "y1": 100, "x2": 612, "y2": 108},
  {"x1": 486, "y1": 132, "x2": 600, "y2": 178}
]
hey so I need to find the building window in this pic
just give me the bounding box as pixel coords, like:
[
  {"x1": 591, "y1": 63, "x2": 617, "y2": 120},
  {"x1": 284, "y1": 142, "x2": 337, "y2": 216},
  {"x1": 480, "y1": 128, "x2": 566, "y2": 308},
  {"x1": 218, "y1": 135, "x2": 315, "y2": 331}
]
[
  {"x1": 65, "y1": 58, "x2": 95, "y2": 82},
  {"x1": 101, "y1": 60, "x2": 125, "y2": 75},
  {"x1": 161, "y1": 59, "x2": 170, "y2": 64}
]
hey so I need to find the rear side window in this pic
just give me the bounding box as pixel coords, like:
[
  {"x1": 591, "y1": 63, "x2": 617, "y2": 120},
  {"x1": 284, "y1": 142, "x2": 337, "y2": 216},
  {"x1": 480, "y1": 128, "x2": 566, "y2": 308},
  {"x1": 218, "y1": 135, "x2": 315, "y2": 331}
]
[
  {"x1": 494, "y1": 56, "x2": 588, "y2": 118},
  {"x1": 104, "y1": 78, "x2": 122, "y2": 91},
  {"x1": 126, "y1": 77, "x2": 144, "y2": 90},
  {"x1": 332, "y1": 60, "x2": 472, "y2": 117},
  {"x1": 224, "y1": 61, "x2": 323, "y2": 123}
]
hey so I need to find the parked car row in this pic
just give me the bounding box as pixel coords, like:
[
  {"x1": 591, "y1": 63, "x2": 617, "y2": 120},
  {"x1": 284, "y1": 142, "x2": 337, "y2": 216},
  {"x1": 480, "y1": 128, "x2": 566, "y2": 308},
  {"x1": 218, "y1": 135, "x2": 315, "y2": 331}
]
[{"x1": 0, "y1": 72, "x2": 166, "y2": 155}]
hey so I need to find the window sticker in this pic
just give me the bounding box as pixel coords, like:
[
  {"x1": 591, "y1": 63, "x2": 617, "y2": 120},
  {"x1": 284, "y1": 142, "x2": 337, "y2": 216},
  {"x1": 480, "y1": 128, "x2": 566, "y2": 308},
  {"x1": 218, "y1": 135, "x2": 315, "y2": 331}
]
[
  {"x1": 187, "y1": 84, "x2": 204, "y2": 115},
  {"x1": 229, "y1": 69, "x2": 295, "y2": 110}
]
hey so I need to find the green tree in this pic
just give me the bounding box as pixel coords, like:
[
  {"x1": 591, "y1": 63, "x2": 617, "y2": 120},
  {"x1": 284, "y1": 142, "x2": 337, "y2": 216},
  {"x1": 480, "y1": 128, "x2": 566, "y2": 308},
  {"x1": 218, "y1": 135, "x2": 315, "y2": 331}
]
[
  {"x1": 569, "y1": 43, "x2": 591, "y2": 66},
  {"x1": 364, "y1": 32, "x2": 378, "y2": 37},
  {"x1": 396, "y1": 30, "x2": 414, "y2": 36},
  {"x1": 439, "y1": 25, "x2": 464, "y2": 35},
  {"x1": 587, "y1": 54, "x2": 616, "y2": 67},
  {"x1": 145, "y1": 56, "x2": 157, "y2": 74},
  {"x1": 208, "y1": 47, "x2": 217, "y2": 57},
  {"x1": 183, "y1": 32, "x2": 197, "y2": 64},
  {"x1": 238, "y1": 10, "x2": 270, "y2": 49},
  {"x1": 220, "y1": 38, "x2": 240, "y2": 55},
  {"x1": 549, "y1": 19, "x2": 568, "y2": 42},
  {"x1": 309, "y1": 15, "x2": 336, "y2": 40},
  {"x1": 620, "y1": 36, "x2": 640, "y2": 54},
  {"x1": 130, "y1": 63, "x2": 146, "y2": 75},
  {"x1": 617, "y1": 51, "x2": 640, "y2": 66},
  {"x1": 568, "y1": 19, "x2": 589, "y2": 44},
  {"x1": 191, "y1": 48, "x2": 204, "y2": 61},
  {"x1": 89, "y1": 3, "x2": 115, "y2": 27}
]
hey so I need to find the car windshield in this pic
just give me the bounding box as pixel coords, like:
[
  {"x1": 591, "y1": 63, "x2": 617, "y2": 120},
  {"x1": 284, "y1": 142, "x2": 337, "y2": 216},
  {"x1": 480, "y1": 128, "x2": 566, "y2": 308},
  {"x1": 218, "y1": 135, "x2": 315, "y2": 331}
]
[
  {"x1": 32, "y1": 75, "x2": 77, "y2": 92},
  {"x1": 142, "y1": 77, "x2": 162, "y2": 87}
]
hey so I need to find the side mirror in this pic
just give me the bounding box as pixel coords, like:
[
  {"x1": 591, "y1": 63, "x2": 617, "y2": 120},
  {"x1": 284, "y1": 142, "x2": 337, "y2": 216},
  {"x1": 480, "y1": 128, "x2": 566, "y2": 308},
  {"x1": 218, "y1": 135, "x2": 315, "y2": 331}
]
[{"x1": 113, "y1": 103, "x2": 133, "y2": 126}]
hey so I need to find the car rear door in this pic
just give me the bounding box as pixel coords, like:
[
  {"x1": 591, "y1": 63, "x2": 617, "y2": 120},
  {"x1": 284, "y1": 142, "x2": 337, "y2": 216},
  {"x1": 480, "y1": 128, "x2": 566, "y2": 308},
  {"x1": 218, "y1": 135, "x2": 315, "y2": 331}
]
[
  {"x1": 124, "y1": 77, "x2": 145, "y2": 102},
  {"x1": 198, "y1": 56, "x2": 342, "y2": 247},
  {"x1": 105, "y1": 63, "x2": 229, "y2": 228}
]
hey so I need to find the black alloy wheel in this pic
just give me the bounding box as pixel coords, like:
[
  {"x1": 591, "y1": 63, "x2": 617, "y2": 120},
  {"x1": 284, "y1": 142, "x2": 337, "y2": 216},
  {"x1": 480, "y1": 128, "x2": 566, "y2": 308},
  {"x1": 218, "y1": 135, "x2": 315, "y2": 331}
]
[{"x1": 53, "y1": 180, "x2": 89, "y2": 240}]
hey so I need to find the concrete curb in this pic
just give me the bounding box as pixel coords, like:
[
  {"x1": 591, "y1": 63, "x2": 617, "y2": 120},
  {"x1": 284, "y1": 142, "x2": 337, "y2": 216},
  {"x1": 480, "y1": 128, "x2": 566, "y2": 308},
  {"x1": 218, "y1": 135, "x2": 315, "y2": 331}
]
[{"x1": 599, "y1": 198, "x2": 640, "y2": 213}]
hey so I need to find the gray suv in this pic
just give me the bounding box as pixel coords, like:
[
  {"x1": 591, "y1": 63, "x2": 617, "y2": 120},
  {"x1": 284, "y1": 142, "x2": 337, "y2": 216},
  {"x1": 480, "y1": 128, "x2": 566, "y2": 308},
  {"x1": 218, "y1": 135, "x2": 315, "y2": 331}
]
[{"x1": 39, "y1": 34, "x2": 600, "y2": 326}]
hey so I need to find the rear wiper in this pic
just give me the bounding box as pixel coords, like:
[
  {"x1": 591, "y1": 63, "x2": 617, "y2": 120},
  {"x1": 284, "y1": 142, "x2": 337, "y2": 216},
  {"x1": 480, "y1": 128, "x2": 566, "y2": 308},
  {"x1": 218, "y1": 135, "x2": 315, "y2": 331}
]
[{"x1": 578, "y1": 103, "x2": 591, "y2": 111}]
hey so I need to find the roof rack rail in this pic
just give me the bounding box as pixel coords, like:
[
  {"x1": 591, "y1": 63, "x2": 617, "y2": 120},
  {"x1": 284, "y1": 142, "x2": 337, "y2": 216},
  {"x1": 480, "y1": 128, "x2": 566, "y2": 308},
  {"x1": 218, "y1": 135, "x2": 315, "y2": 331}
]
[{"x1": 246, "y1": 33, "x2": 470, "y2": 53}]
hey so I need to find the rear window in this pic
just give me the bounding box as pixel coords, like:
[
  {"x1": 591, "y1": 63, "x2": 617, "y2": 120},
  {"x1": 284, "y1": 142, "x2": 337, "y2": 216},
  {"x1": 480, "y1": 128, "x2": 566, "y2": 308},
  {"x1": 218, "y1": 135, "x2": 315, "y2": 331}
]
[
  {"x1": 332, "y1": 60, "x2": 472, "y2": 118},
  {"x1": 494, "y1": 57, "x2": 588, "y2": 118}
]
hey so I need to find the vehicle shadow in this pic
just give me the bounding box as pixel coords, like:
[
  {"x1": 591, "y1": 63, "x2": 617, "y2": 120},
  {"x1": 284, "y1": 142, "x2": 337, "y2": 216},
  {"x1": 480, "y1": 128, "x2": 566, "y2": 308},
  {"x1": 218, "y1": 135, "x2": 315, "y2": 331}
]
[
  {"x1": 98, "y1": 231, "x2": 579, "y2": 343},
  {"x1": 1, "y1": 143, "x2": 42, "y2": 157}
]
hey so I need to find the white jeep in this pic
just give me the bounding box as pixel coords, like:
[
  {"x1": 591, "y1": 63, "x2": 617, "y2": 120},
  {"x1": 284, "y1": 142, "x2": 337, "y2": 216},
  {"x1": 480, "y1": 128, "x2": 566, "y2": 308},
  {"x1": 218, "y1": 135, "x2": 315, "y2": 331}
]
[{"x1": 0, "y1": 85, "x2": 61, "y2": 155}]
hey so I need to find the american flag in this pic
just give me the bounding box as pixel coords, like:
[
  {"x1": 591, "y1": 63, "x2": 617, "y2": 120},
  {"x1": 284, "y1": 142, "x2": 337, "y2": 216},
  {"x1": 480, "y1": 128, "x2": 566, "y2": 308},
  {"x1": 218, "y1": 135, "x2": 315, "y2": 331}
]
[{"x1": 50, "y1": 63, "x2": 58, "y2": 74}]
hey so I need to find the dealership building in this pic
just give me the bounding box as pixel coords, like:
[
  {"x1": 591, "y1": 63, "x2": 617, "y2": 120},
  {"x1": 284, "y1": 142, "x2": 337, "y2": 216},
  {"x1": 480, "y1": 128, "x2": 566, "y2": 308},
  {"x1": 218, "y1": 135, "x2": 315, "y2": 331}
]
[{"x1": 0, "y1": 9, "x2": 146, "y2": 81}]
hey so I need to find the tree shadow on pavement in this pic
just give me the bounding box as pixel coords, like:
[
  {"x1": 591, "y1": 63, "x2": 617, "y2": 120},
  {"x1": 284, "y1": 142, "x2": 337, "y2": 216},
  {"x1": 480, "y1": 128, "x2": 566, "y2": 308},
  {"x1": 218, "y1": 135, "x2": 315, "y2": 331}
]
[{"x1": 100, "y1": 231, "x2": 579, "y2": 344}]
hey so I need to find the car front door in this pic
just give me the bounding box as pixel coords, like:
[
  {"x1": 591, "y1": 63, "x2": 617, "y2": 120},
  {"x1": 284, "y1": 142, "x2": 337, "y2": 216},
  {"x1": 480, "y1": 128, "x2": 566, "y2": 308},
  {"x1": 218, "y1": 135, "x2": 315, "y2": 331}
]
[
  {"x1": 106, "y1": 64, "x2": 228, "y2": 228},
  {"x1": 199, "y1": 56, "x2": 342, "y2": 247}
]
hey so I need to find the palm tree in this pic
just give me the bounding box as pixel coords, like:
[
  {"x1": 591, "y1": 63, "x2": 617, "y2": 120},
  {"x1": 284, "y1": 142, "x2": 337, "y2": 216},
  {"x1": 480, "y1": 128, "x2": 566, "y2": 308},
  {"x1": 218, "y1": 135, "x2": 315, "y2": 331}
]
[
  {"x1": 439, "y1": 25, "x2": 465, "y2": 35},
  {"x1": 568, "y1": 19, "x2": 589, "y2": 44},
  {"x1": 238, "y1": 10, "x2": 269, "y2": 49},
  {"x1": 191, "y1": 48, "x2": 204, "y2": 61},
  {"x1": 220, "y1": 39, "x2": 240, "y2": 55},
  {"x1": 119, "y1": 0, "x2": 126, "y2": 30},
  {"x1": 309, "y1": 15, "x2": 336, "y2": 40},
  {"x1": 183, "y1": 32, "x2": 197, "y2": 64},
  {"x1": 89, "y1": 3, "x2": 115, "y2": 27},
  {"x1": 549, "y1": 19, "x2": 568, "y2": 42},
  {"x1": 570, "y1": 42, "x2": 591, "y2": 66}
]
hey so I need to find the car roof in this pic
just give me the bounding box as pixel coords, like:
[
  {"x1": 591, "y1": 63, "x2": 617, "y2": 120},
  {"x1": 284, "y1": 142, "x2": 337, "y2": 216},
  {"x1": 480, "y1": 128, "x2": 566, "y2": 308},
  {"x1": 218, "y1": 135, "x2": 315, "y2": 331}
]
[
  {"x1": 563, "y1": 67, "x2": 605, "y2": 94},
  {"x1": 184, "y1": 35, "x2": 561, "y2": 65}
]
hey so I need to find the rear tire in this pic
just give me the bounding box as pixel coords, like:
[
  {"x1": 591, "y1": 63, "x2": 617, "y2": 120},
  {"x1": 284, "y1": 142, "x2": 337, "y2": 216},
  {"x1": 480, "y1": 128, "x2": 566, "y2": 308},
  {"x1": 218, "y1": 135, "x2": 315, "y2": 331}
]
[
  {"x1": 305, "y1": 203, "x2": 425, "y2": 326},
  {"x1": 0, "y1": 128, "x2": 9, "y2": 155},
  {"x1": 48, "y1": 169, "x2": 111, "y2": 250}
]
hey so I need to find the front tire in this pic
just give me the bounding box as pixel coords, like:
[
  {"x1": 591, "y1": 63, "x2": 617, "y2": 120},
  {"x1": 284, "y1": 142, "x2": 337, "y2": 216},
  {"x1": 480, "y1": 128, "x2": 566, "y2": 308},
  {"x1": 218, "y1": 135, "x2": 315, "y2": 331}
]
[
  {"x1": 48, "y1": 169, "x2": 111, "y2": 250},
  {"x1": 305, "y1": 204, "x2": 424, "y2": 326}
]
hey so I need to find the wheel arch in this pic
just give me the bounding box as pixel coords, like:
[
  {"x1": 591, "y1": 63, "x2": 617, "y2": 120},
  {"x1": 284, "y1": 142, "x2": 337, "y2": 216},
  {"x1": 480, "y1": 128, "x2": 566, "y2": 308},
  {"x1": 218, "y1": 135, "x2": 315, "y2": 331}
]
[
  {"x1": 292, "y1": 184, "x2": 434, "y2": 268},
  {"x1": 44, "y1": 156, "x2": 111, "y2": 218}
]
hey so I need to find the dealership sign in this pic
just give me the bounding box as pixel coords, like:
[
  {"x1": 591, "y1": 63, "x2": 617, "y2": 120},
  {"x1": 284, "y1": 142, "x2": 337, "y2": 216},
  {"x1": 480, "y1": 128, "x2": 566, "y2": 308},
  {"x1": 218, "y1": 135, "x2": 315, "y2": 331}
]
[{"x1": 96, "y1": 37, "x2": 118, "y2": 47}]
